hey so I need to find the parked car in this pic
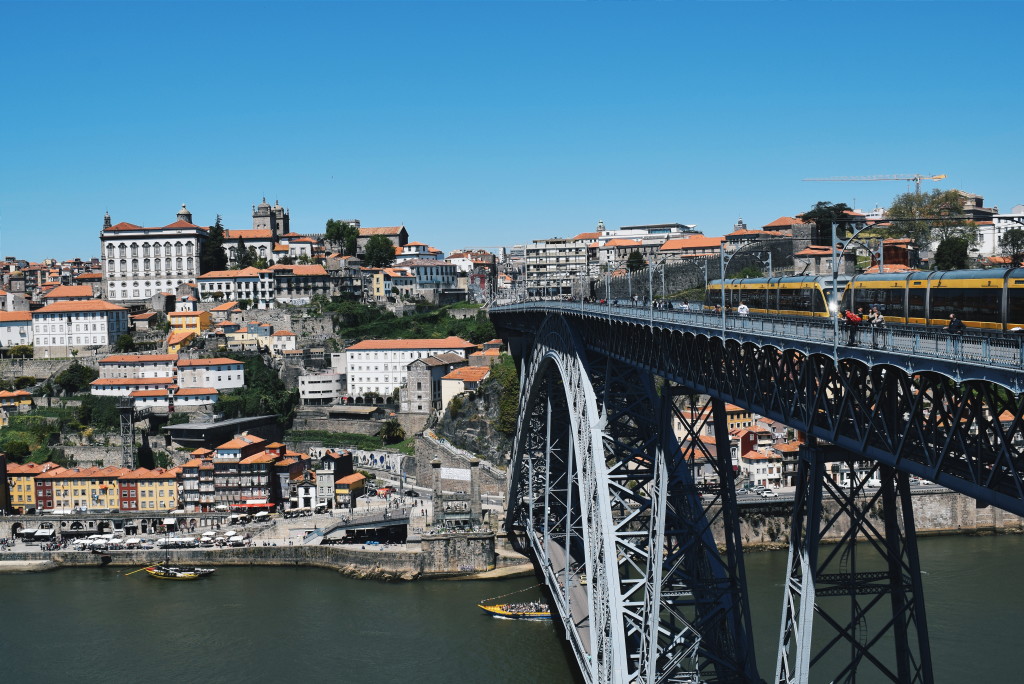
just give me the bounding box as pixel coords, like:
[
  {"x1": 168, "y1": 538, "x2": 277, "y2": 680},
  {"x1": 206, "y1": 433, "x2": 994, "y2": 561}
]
[{"x1": 404, "y1": 490, "x2": 419, "y2": 497}]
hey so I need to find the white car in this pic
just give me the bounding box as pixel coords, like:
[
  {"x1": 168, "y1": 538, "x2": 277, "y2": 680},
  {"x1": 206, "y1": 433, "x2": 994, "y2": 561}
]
[{"x1": 759, "y1": 489, "x2": 778, "y2": 498}]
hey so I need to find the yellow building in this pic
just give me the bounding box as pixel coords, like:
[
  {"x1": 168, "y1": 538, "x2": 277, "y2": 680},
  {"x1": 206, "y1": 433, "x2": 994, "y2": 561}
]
[
  {"x1": 0, "y1": 390, "x2": 33, "y2": 410},
  {"x1": 167, "y1": 330, "x2": 197, "y2": 354},
  {"x1": 119, "y1": 468, "x2": 180, "y2": 512},
  {"x1": 5, "y1": 461, "x2": 61, "y2": 513},
  {"x1": 36, "y1": 466, "x2": 127, "y2": 511},
  {"x1": 168, "y1": 310, "x2": 212, "y2": 335},
  {"x1": 335, "y1": 472, "x2": 366, "y2": 508}
]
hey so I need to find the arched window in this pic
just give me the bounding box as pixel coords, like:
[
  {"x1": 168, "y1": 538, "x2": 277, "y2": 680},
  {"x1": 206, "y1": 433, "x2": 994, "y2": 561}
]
[
  {"x1": 165, "y1": 258, "x2": 172, "y2": 272},
  {"x1": 131, "y1": 259, "x2": 139, "y2": 272},
  {"x1": 119, "y1": 259, "x2": 127, "y2": 273},
  {"x1": 107, "y1": 260, "x2": 114, "y2": 273},
  {"x1": 164, "y1": 242, "x2": 172, "y2": 256},
  {"x1": 143, "y1": 258, "x2": 150, "y2": 271},
  {"x1": 186, "y1": 242, "x2": 193, "y2": 256},
  {"x1": 175, "y1": 242, "x2": 183, "y2": 256},
  {"x1": 186, "y1": 257, "x2": 194, "y2": 271},
  {"x1": 106, "y1": 244, "x2": 114, "y2": 257},
  {"x1": 153, "y1": 243, "x2": 161, "y2": 257},
  {"x1": 130, "y1": 244, "x2": 138, "y2": 257},
  {"x1": 176, "y1": 257, "x2": 183, "y2": 271},
  {"x1": 143, "y1": 243, "x2": 151, "y2": 257},
  {"x1": 118, "y1": 244, "x2": 126, "y2": 258}
]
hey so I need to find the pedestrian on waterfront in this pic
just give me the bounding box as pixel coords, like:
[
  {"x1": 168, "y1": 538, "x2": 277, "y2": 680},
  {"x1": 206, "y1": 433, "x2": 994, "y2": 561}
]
[{"x1": 737, "y1": 301, "x2": 749, "y2": 318}]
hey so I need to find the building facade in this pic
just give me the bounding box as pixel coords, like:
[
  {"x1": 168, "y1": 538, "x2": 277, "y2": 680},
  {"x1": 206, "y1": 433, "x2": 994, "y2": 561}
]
[{"x1": 101, "y1": 204, "x2": 208, "y2": 303}]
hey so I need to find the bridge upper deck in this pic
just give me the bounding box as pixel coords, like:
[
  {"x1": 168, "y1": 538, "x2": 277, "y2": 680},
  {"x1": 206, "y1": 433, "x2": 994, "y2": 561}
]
[{"x1": 493, "y1": 300, "x2": 1024, "y2": 392}]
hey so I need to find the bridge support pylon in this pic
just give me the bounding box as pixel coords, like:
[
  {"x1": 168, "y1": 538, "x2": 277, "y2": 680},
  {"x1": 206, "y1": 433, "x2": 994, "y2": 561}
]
[{"x1": 776, "y1": 443, "x2": 933, "y2": 684}]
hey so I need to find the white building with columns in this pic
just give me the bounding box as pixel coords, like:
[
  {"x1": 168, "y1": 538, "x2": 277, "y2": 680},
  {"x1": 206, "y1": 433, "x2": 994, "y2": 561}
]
[{"x1": 101, "y1": 204, "x2": 208, "y2": 303}]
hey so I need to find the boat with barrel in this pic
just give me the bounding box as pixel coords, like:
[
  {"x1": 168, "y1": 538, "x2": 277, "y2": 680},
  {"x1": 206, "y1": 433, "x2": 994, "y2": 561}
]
[
  {"x1": 142, "y1": 562, "x2": 216, "y2": 580},
  {"x1": 477, "y1": 601, "x2": 551, "y2": 620}
]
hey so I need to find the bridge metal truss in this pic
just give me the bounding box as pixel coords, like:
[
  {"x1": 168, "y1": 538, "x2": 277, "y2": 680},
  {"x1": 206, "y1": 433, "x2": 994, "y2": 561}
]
[
  {"x1": 506, "y1": 316, "x2": 760, "y2": 683},
  {"x1": 777, "y1": 442, "x2": 932, "y2": 683},
  {"x1": 495, "y1": 308, "x2": 1024, "y2": 683}
]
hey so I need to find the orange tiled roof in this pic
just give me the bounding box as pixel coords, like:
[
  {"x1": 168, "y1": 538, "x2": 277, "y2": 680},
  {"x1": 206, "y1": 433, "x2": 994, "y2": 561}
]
[
  {"x1": 266, "y1": 264, "x2": 327, "y2": 276},
  {"x1": 763, "y1": 216, "x2": 808, "y2": 228},
  {"x1": 224, "y1": 229, "x2": 273, "y2": 240},
  {"x1": 0, "y1": 311, "x2": 32, "y2": 323},
  {"x1": 271, "y1": 330, "x2": 295, "y2": 337},
  {"x1": 91, "y1": 377, "x2": 176, "y2": 387},
  {"x1": 100, "y1": 353, "x2": 178, "y2": 364},
  {"x1": 660, "y1": 236, "x2": 725, "y2": 251},
  {"x1": 43, "y1": 285, "x2": 94, "y2": 300},
  {"x1": 358, "y1": 226, "x2": 404, "y2": 236},
  {"x1": 442, "y1": 366, "x2": 491, "y2": 382},
  {"x1": 211, "y1": 301, "x2": 239, "y2": 311},
  {"x1": 167, "y1": 331, "x2": 196, "y2": 345},
  {"x1": 34, "y1": 300, "x2": 127, "y2": 314},
  {"x1": 177, "y1": 357, "x2": 242, "y2": 367},
  {"x1": 175, "y1": 387, "x2": 219, "y2": 396},
  {"x1": 347, "y1": 336, "x2": 473, "y2": 351}
]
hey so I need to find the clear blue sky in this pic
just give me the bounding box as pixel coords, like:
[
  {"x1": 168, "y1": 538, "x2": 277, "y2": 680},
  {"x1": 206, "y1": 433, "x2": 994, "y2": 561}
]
[{"x1": 2, "y1": 1, "x2": 1022, "y2": 261}]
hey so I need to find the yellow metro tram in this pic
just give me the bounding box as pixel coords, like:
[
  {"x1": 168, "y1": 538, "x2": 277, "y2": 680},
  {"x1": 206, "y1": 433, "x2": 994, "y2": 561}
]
[{"x1": 705, "y1": 268, "x2": 1024, "y2": 331}]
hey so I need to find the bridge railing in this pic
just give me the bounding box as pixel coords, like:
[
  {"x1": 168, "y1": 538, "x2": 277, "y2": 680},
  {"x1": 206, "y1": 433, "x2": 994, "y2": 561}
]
[{"x1": 496, "y1": 301, "x2": 1024, "y2": 371}]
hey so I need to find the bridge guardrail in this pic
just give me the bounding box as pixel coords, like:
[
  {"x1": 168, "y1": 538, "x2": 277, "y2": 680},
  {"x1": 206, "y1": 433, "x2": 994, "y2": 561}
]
[{"x1": 496, "y1": 301, "x2": 1024, "y2": 372}]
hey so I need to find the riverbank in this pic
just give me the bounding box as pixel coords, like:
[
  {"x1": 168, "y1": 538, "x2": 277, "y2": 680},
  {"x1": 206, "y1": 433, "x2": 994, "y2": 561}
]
[{"x1": 0, "y1": 539, "x2": 493, "y2": 581}]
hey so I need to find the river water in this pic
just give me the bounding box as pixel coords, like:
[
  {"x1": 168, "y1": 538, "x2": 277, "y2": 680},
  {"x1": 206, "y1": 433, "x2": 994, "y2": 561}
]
[{"x1": 2, "y1": 534, "x2": 1020, "y2": 683}]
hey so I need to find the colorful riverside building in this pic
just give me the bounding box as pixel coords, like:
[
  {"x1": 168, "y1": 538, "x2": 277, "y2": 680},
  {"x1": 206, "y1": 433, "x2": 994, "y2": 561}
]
[
  {"x1": 118, "y1": 468, "x2": 180, "y2": 512},
  {"x1": 4, "y1": 462, "x2": 61, "y2": 513},
  {"x1": 35, "y1": 466, "x2": 127, "y2": 511}
]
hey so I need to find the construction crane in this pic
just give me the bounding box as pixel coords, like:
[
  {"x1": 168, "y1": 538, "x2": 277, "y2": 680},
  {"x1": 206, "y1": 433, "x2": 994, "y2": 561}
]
[{"x1": 802, "y1": 174, "x2": 947, "y2": 194}]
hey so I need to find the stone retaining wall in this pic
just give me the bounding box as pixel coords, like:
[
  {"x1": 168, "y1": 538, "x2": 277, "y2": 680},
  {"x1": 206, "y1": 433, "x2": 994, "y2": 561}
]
[
  {"x1": 723, "y1": 489, "x2": 1024, "y2": 549},
  {"x1": 0, "y1": 533, "x2": 496, "y2": 580}
]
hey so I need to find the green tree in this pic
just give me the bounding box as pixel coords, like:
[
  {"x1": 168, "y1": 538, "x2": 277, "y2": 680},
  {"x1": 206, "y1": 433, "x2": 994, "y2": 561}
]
[
  {"x1": 886, "y1": 189, "x2": 976, "y2": 247},
  {"x1": 933, "y1": 236, "x2": 971, "y2": 270},
  {"x1": 234, "y1": 238, "x2": 253, "y2": 268},
  {"x1": 999, "y1": 228, "x2": 1024, "y2": 267},
  {"x1": 201, "y1": 214, "x2": 229, "y2": 273},
  {"x1": 800, "y1": 201, "x2": 853, "y2": 245},
  {"x1": 377, "y1": 419, "x2": 406, "y2": 444},
  {"x1": 54, "y1": 362, "x2": 98, "y2": 396},
  {"x1": 3, "y1": 440, "x2": 31, "y2": 463},
  {"x1": 626, "y1": 250, "x2": 647, "y2": 272},
  {"x1": 364, "y1": 235, "x2": 397, "y2": 268},
  {"x1": 7, "y1": 344, "x2": 33, "y2": 358},
  {"x1": 325, "y1": 219, "x2": 359, "y2": 256},
  {"x1": 115, "y1": 334, "x2": 136, "y2": 352}
]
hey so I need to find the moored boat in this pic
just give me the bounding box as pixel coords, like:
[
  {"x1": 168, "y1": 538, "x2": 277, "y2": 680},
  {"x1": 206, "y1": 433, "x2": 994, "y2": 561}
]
[
  {"x1": 144, "y1": 564, "x2": 201, "y2": 581},
  {"x1": 478, "y1": 602, "x2": 551, "y2": 620}
]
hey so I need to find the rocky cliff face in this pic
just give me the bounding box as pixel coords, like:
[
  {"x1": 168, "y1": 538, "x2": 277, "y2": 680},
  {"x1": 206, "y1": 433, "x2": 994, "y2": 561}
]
[{"x1": 435, "y1": 379, "x2": 514, "y2": 468}]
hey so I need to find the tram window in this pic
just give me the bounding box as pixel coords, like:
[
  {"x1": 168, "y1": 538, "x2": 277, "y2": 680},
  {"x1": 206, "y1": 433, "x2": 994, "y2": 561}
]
[
  {"x1": 929, "y1": 288, "x2": 959, "y2": 321},
  {"x1": 959, "y1": 288, "x2": 1002, "y2": 323},
  {"x1": 745, "y1": 288, "x2": 766, "y2": 310},
  {"x1": 908, "y1": 289, "x2": 927, "y2": 319},
  {"x1": 1008, "y1": 288, "x2": 1024, "y2": 326},
  {"x1": 809, "y1": 288, "x2": 826, "y2": 314}
]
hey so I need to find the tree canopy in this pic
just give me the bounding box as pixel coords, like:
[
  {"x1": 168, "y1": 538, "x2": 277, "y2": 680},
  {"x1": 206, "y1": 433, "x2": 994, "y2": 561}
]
[
  {"x1": 626, "y1": 250, "x2": 647, "y2": 272},
  {"x1": 326, "y1": 219, "x2": 359, "y2": 256},
  {"x1": 233, "y1": 238, "x2": 252, "y2": 268},
  {"x1": 364, "y1": 234, "x2": 397, "y2": 268},
  {"x1": 933, "y1": 236, "x2": 971, "y2": 270},
  {"x1": 201, "y1": 214, "x2": 229, "y2": 273},
  {"x1": 999, "y1": 228, "x2": 1024, "y2": 267},
  {"x1": 800, "y1": 201, "x2": 853, "y2": 245},
  {"x1": 886, "y1": 189, "x2": 976, "y2": 247}
]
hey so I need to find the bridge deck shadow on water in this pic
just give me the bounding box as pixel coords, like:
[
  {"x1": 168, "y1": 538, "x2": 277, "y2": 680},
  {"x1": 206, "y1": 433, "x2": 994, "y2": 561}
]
[{"x1": 491, "y1": 301, "x2": 1024, "y2": 684}]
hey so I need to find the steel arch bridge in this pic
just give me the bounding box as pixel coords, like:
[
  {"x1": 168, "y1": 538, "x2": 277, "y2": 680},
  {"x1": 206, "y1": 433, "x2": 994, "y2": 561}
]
[{"x1": 492, "y1": 302, "x2": 1024, "y2": 684}]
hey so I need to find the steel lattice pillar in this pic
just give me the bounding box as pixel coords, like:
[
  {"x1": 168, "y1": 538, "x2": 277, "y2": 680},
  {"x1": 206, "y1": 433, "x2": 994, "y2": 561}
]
[
  {"x1": 506, "y1": 315, "x2": 762, "y2": 684},
  {"x1": 118, "y1": 397, "x2": 136, "y2": 469},
  {"x1": 776, "y1": 443, "x2": 933, "y2": 684},
  {"x1": 657, "y1": 388, "x2": 761, "y2": 683}
]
